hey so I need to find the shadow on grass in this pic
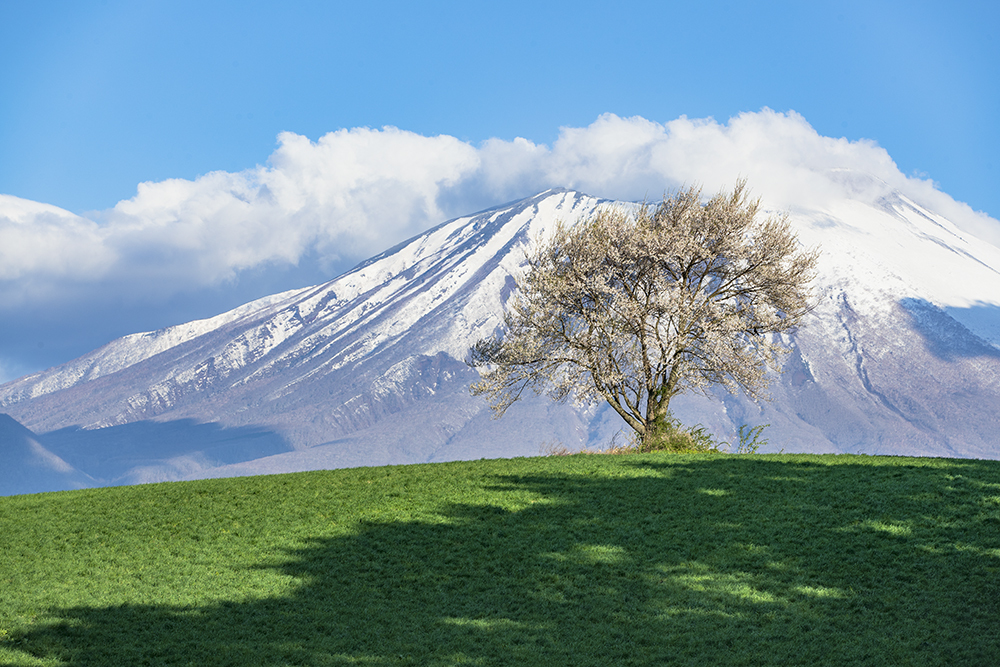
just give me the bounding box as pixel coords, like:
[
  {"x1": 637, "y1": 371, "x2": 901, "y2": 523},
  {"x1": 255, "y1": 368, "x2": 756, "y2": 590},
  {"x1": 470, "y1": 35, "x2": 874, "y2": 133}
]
[{"x1": 12, "y1": 457, "x2": 1000, "y2": 666}]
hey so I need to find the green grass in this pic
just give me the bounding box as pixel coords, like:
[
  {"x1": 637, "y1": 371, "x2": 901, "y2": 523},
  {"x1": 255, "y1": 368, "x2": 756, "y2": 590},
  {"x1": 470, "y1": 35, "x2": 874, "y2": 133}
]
[{"x1": 1, "y1": 453, "x2": 999, "y2": 666}]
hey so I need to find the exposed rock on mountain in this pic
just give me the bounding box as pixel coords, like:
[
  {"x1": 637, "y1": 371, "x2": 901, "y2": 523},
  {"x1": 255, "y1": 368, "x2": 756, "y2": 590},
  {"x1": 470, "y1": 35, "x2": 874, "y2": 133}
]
[{"x1": 2, "y1": 183, "x2": 1000, "y2": 495}]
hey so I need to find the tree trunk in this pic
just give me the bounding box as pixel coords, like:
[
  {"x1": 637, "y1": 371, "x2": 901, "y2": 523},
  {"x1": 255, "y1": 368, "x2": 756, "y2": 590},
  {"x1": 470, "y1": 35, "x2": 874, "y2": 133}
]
[{"x1": 640, "y1": 397, "x2": 672, "y2": 452}]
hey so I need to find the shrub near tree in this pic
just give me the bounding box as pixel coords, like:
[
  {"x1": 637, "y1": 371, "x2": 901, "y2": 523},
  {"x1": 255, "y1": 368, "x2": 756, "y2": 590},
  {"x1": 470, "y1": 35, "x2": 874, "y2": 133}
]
[{"x1": 470, "y1": 181, "x2": 818, "y2": 452}]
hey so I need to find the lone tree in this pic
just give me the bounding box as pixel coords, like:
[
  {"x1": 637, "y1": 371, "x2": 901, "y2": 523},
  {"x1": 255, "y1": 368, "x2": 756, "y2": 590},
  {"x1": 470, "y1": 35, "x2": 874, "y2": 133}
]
[{"x1": 469, "y1": 181, "x2": 818, "y2": 450}]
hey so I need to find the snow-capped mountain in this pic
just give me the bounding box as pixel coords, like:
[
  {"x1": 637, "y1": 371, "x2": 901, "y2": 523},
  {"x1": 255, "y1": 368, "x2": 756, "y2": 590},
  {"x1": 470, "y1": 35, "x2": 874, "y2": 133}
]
[
  {"x1": 3, "y1": 183, "x2": 1000, "y2": 495},
  {"x1": 672, "y1": 178, "x2": 1000, "y2": 459}
]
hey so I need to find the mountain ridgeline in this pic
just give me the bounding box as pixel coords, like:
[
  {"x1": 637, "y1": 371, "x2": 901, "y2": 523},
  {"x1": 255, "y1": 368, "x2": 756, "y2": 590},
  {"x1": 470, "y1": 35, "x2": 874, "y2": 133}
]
[{"x1": 3, "y1": 183, "x2": 1000, "y2": 495}]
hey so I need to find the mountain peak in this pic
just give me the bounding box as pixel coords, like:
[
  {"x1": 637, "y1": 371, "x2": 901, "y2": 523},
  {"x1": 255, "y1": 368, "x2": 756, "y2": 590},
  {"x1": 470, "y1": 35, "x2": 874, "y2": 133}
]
[{"x1": 3, "y1": 187, "x2": 1000, "y2": 495}]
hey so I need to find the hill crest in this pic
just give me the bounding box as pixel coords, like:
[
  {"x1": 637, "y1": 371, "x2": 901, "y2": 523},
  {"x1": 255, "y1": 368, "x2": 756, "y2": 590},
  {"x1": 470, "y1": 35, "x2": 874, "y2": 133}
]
[{"x1": 2, "y1": 183, "x2": 1000, "y2": 494}]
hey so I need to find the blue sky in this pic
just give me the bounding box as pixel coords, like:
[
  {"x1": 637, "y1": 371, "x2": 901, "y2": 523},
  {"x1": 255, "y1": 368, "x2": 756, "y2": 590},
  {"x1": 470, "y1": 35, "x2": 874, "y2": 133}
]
[{"x1": 1, "y1": 0, "x2": 999, "y2": 381}]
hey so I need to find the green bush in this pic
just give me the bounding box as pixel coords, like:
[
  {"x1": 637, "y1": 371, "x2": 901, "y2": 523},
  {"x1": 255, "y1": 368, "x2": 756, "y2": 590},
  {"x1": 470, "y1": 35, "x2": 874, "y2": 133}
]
[
  {"x1": 602, "y1": 414, "x2": 725, "y2": 454},
  {"x1": 734, "y1": 423, "x2": 770, "y2": 454},
  {"x1": 642, "y1": 416, "x2": 724, "y2": 453},
  {"x1": 603, "y1": 418, "x2": 769, "y2": 455}
]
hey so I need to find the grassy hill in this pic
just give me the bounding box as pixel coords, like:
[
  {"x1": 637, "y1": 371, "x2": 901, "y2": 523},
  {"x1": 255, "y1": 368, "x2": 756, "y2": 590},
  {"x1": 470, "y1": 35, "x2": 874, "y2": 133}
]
[{"x1": 1, "y1": 453, "x2": 999, "y2": 666}]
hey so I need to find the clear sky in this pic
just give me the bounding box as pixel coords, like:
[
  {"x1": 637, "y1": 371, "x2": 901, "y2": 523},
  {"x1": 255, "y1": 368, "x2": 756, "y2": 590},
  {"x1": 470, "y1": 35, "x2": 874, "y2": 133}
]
[{"x1": 1, "y1": 0, "x2": 999, "y2": 381}]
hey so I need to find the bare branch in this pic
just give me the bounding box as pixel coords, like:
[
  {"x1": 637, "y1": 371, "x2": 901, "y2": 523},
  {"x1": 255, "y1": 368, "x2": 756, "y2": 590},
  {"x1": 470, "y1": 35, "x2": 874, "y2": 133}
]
[{"x1": 469, "y1": 182, "x2": 819, "y2": 449}]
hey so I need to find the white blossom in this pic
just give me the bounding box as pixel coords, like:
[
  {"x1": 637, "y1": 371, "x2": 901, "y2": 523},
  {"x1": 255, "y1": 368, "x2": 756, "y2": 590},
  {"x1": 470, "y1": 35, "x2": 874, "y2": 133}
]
[{"x1": 470, "y1": 181, "x2": 819, "y2": 447}]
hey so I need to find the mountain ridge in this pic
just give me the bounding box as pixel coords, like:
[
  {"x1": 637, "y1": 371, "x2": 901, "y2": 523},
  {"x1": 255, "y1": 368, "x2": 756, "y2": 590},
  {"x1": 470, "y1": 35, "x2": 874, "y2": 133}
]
[{"x1": 3, "y1": 183, "x2": 1000, "y2": 495}]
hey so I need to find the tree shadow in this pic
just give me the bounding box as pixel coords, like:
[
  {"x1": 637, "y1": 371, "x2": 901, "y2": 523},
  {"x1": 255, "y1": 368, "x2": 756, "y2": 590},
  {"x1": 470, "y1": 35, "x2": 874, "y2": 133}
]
[{"x1": 10, "y1": 457, "x2": 1000, "y2": 665}]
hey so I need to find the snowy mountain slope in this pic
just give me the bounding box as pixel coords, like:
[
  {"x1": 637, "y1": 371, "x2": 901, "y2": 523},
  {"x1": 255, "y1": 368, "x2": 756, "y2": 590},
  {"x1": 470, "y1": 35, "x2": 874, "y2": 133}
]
[
  {"x1": 668, "y1": 183, "x2": 1000, "y2": 458},
  {"x1": 0, "y1": 190, "x2": 611, "y2": 491},
  {"x1": 2, "y1": 183, "x2": 1000, "y2": 495}
]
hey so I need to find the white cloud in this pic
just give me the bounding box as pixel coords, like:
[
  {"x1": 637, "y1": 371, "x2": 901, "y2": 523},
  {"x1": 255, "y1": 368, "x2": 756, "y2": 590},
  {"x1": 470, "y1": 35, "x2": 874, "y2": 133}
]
[
  {"x1": 0, "y1": 196, "x2": 114, "y2": 283},
  {"x1": 0, "y1": 360, "x2": 15, "y2": 385},
  {"x1": 100, "y1": 126, "x2": 482, "y2": 286},
  {"x1": 2, "y1": 109, "x2": 999, "y2": 311}
]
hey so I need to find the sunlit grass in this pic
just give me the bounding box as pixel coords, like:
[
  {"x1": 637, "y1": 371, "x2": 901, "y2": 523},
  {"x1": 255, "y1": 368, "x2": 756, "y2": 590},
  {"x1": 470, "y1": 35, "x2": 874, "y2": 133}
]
[{"x1": 1, "y1": 453, "x2": 999, "y2": 665}]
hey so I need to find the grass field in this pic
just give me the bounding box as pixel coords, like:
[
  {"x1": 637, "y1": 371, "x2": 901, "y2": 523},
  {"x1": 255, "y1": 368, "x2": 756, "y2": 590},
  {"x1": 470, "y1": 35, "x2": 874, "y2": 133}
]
[{"x1": 1, "y1": 453, "x2": 999, "y2": 666}]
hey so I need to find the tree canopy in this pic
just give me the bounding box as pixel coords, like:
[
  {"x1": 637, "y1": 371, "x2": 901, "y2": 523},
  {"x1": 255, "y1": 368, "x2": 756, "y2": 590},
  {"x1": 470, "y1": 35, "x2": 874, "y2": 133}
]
[{"x1": 470, "y1": 181, "x2": 818, "y2": 449}]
